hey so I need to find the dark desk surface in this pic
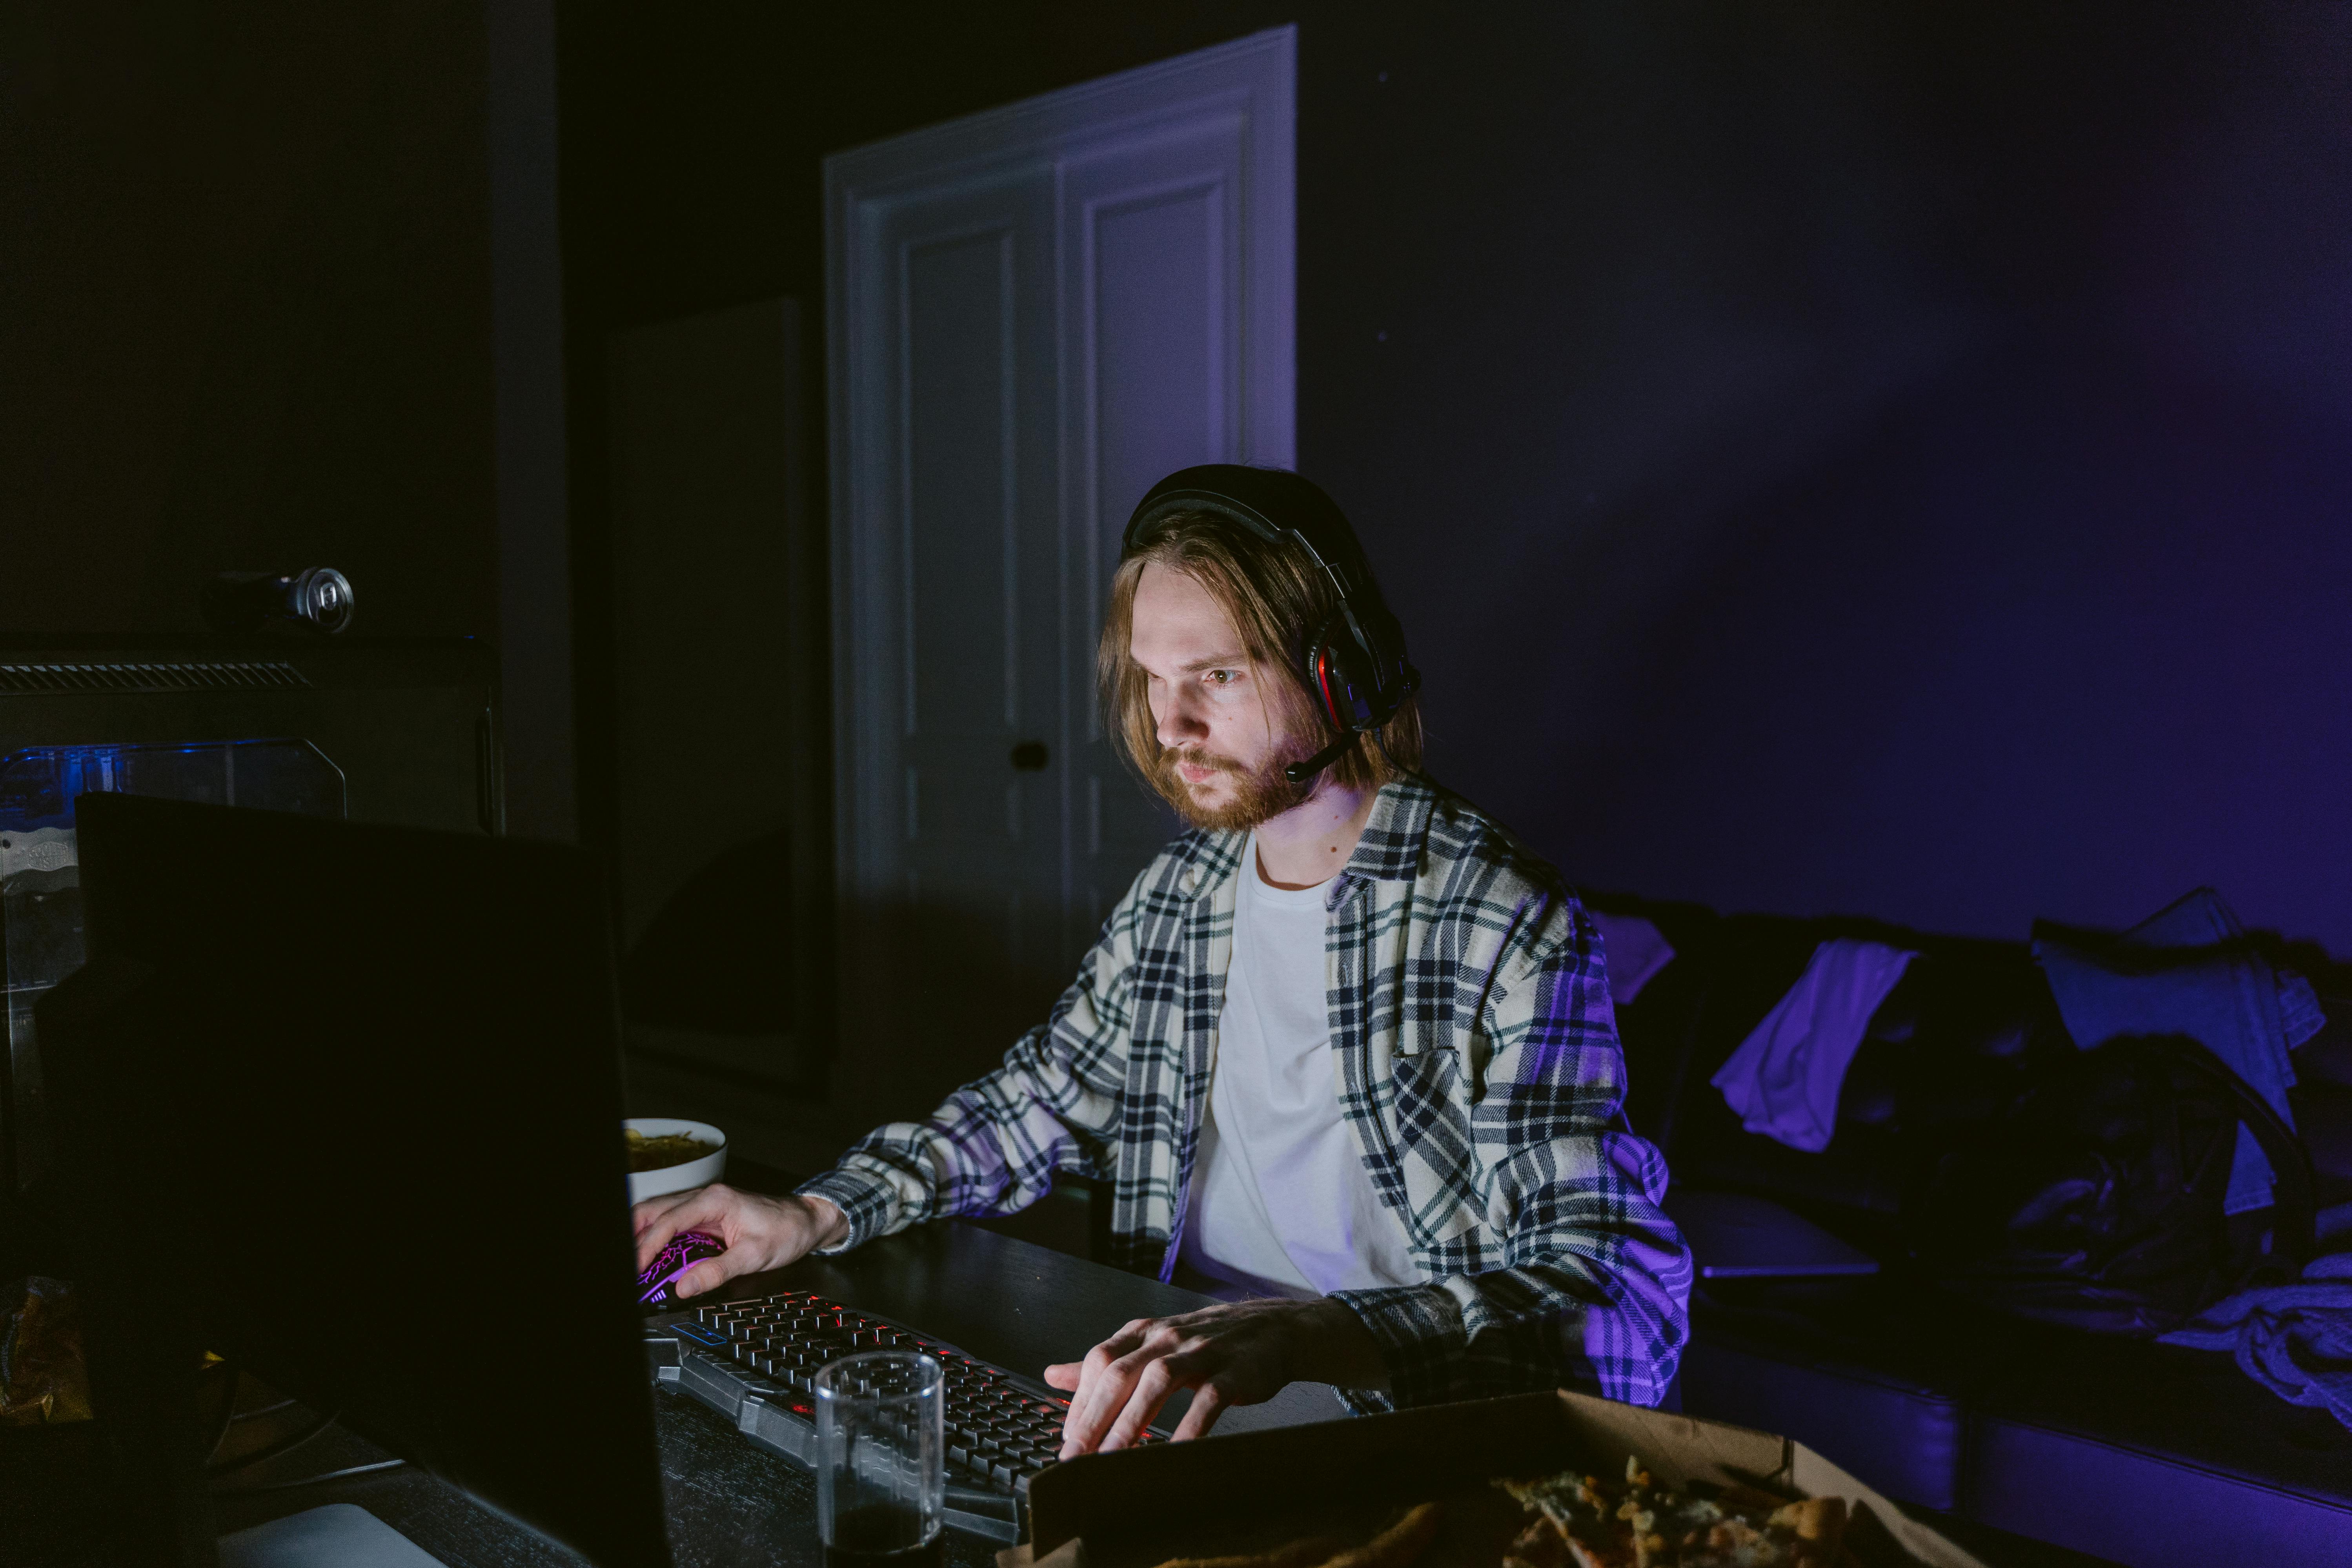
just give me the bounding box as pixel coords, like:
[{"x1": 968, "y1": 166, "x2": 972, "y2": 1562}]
[
  {"x1": 8, "y1": 1219, "x2": 1343, "y2": 1568},
  {"x1": 5, "y1": 1211, "x2": 2118, "y2": 1568}
]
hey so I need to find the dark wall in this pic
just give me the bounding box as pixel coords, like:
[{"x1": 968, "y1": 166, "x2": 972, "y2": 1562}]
[
  {"x1": 560, "y1": 2, "x2": 2352, "y2": 951},
  {"x1": 2, "y1": 2, "x2": 498, "y2": 641}
]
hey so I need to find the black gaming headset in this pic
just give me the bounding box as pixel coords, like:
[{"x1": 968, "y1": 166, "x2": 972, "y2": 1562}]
[{"x1": 1123, "y1": 465, "x2": 1420, "y2": 784}]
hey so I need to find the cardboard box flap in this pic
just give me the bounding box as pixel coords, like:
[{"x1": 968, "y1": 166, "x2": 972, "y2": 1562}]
[
  {"x1": 1028, "y1": 1392, "x2": 1568, "y2": 1556},
  {"x1": 1549, "y1": 1393, "x2": 1988, "y2": 1568},
  {"x1": 1025, "y1": 1390, "x2": 1991, "y2": 1568},
  {"x1": 1548, "y1": 1389, "x2": 1789, "y2": 1492},
  {"x1": 1788, "y1": 1435, "x2": 1989, "y2": 1568}
]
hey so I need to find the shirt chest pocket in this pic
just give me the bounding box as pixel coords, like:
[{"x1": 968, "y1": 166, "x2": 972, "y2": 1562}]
[
  {"x1": 1387, "y1": 1044, "x2": 1465, "y2": 1127},
  {"x1": 1374, "y1": 1045, "x2": 1486, "y2": 1251},
  {"x1": 1392, "y1": 998, "x2": 1500, "y2": 1103}
]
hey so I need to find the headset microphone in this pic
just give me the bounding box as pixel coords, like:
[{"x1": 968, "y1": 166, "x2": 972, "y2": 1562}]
[{"x1": 1283, "y1": 735, "x2": 1360, "y2": 786}]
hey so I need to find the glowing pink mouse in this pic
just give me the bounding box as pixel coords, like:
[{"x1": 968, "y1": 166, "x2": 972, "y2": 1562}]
[{"x1": 637, "y1": 1230, "x2": 726, "y2": 1306}]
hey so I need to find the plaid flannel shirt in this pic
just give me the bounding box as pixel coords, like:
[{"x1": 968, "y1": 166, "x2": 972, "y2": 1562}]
[{"x1": 798, "y1": 776, "x2": 1691, "y2": 1411}]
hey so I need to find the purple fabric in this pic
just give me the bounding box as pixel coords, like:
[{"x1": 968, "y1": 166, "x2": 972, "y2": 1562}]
[
  {"x1": 2159, "y1": 1253, "x2": 2352, "y2": 1431},
  {"x1": 1710, "y1": 938, "x2": 1918, "y2": 1153},
  {"x1": 1591, "y1": 910, "x2": 1675, "y2": 1007},
  {"x1": 2035, "y1": 887, "x2": 2306, "y2": 1215},
  {"x1": 2283, "y1": 968, "x2": 2328, "y2": 1051}
]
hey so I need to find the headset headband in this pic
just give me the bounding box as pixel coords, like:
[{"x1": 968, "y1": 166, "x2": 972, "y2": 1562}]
[
  {"x1": 1123, "y1": 468, "x2": 1364, "y2": 598},
  {"x1": 1122, "y1": 466, "x2": 1385, "y2": 639}
]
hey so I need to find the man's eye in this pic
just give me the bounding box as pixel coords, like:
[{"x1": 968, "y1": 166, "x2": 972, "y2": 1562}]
[{"x1": 1206, "y1": 670, "x2": 1236, "y2": 686}]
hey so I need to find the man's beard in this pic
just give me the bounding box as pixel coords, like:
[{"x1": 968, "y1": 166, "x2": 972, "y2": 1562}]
[{"x1": 1150, "y1": 741, "x2": 1315, "y2": 832}]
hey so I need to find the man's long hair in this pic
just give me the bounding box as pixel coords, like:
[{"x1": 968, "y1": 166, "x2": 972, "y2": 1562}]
[{"x1": 1098, "y1": 509, "x2": 1424, "y2": 807}]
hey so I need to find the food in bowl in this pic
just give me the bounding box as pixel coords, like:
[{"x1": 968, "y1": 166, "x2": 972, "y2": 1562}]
[{"x1": 625, "y1": 1127, "x2": 720, "y2": 1174}]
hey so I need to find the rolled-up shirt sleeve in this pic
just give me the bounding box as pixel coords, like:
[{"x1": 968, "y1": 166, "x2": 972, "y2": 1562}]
[
  {"x1": 795, "y1": 897, "x2": 1140, "y2": 1251},
  {"x1": 1329, "y1": 896, "x2": 1691, "y2": 1408}
]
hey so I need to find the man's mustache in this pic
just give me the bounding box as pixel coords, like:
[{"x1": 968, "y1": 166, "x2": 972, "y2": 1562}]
[{"x1": 1162, "y1": 748, "x2": 1243, "y2": 776}]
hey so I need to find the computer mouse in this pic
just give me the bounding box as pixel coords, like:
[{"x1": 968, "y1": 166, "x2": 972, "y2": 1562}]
[{"x1": 637, "y1": 1230, "x2": 726, "y2": 1307}]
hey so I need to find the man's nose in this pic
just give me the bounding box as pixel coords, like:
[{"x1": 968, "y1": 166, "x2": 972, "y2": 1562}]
[{"x1": 1155, "y1": 690, "x2": 1207, "y2": 750}]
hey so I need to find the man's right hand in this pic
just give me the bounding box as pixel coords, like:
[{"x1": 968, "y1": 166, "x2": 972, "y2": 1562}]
[{"x1": 631, "y1": 1184, "x2": 849, "y2": 1300}]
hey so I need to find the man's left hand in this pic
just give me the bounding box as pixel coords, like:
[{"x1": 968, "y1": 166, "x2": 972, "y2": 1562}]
[{"x1": 1043, "y1": 1297, "x2": 1387, "y2": 1456}]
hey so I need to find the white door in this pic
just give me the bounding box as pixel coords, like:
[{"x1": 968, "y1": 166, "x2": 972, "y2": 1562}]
[{"x1": 825, "y1": 28, "x2": 1295, "y2": 1126}]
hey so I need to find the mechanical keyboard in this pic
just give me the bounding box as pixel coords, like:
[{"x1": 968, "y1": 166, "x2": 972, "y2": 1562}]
[{"x1": 643, "y1": 1288, "x2": 1166, "y2": 1541}]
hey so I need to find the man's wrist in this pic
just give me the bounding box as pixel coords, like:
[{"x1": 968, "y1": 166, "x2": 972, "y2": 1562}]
[
  {"x1": 797, "y1": 1193, "x2": 851, "y2": 1251},
  {"x1": 1287, "y1": 1298, "x2": 1391, "y2": 1392}
]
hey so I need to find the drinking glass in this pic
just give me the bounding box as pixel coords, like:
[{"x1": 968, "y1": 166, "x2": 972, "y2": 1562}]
[{"x1": 815, "y1": 1351, "x2": 945, "y2": 1568}]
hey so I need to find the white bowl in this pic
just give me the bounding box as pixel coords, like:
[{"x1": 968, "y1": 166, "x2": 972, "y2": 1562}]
[{"x1": 624, "y1": 1118, "x2": 728, "y2": 1204}]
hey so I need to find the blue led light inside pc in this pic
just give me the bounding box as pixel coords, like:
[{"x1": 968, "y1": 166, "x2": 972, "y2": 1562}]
[{"x1": 1, "y1": 738, "x2": 346, "y2": 1179}]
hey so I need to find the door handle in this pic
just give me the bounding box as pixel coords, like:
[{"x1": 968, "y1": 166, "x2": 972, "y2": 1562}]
[{"x1": 1009, "y1": 741, "x2": 1049, "y2": 771}]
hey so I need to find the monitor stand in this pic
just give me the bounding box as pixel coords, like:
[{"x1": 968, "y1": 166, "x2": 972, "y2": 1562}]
[{"x1": 218, "y1": 1505, "x2": 448, "y2": 1568}]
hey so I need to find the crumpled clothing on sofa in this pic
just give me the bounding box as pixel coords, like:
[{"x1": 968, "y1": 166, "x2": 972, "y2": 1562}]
[
  {"x1": 2035, "y1": 886, "x2": 2322, "y2": 1215},
  {"x1": 2159, "y1": 1252, "x2": 2352, "y2": 1431},
  {"x1": 1710, "y1": 937, "x2": 1918, "y2": 1153},
  {"x1": 1590, "y1": 909, "x2": 1675, "y2": 1007}
]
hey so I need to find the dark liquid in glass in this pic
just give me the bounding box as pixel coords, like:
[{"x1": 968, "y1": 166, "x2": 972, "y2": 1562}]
[{"x1": 825, "y1": 1505, "x2": 944, "y2": 1568}]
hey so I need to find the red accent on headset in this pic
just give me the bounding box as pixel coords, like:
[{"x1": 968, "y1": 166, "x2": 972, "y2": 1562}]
[{"x1": 1316, "y1": 645, "x2": 1341, "y2": 725}]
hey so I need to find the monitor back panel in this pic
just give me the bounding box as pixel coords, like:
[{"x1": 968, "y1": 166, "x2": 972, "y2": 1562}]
[{"x1": 68, "y1": 792, "x2": 668, "y2": 1567}]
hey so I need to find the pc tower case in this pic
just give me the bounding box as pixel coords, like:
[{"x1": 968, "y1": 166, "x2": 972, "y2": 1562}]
[{"x1": 0, "y1": 636, "x2": 500, "y2": 1192}]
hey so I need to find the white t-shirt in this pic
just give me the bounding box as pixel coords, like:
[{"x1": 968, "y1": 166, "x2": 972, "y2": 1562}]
[{"x1": 1176, "y1": 834, "x2": 1422, "y2": 1300}]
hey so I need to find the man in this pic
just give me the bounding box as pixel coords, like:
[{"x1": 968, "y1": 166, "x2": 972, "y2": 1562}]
[{"x1": 633, "y1": 466, "x2": 1689, "y2": 1458}]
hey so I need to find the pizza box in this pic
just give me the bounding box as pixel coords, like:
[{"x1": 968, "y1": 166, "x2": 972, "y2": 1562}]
[{"x1": 1008, "y1": 1389, "x2": 1989, "y2": 1568}]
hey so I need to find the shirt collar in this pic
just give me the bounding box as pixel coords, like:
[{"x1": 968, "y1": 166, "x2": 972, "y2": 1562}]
[{"x1": 1340, "y1": 776, "x2": 1437, "y2": 884}]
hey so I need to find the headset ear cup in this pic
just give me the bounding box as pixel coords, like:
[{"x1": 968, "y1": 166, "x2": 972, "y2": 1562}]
[
  {"x1": 1305, "y1": 614, "x2": 1403, "y2": 734},
  {"x1": 1311, "y1": 644, "x2": 1346, "y2": 729}
]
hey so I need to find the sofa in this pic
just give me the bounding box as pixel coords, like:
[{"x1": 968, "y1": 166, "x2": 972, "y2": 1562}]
[{"x1": 1597, "y1": 896, "x2": 2352, "y2": 1568}]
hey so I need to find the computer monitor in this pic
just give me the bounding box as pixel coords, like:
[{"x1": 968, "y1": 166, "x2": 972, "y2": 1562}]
[{"x1": 38, "y1": 793, "x2": 669, "y2": 1567}]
